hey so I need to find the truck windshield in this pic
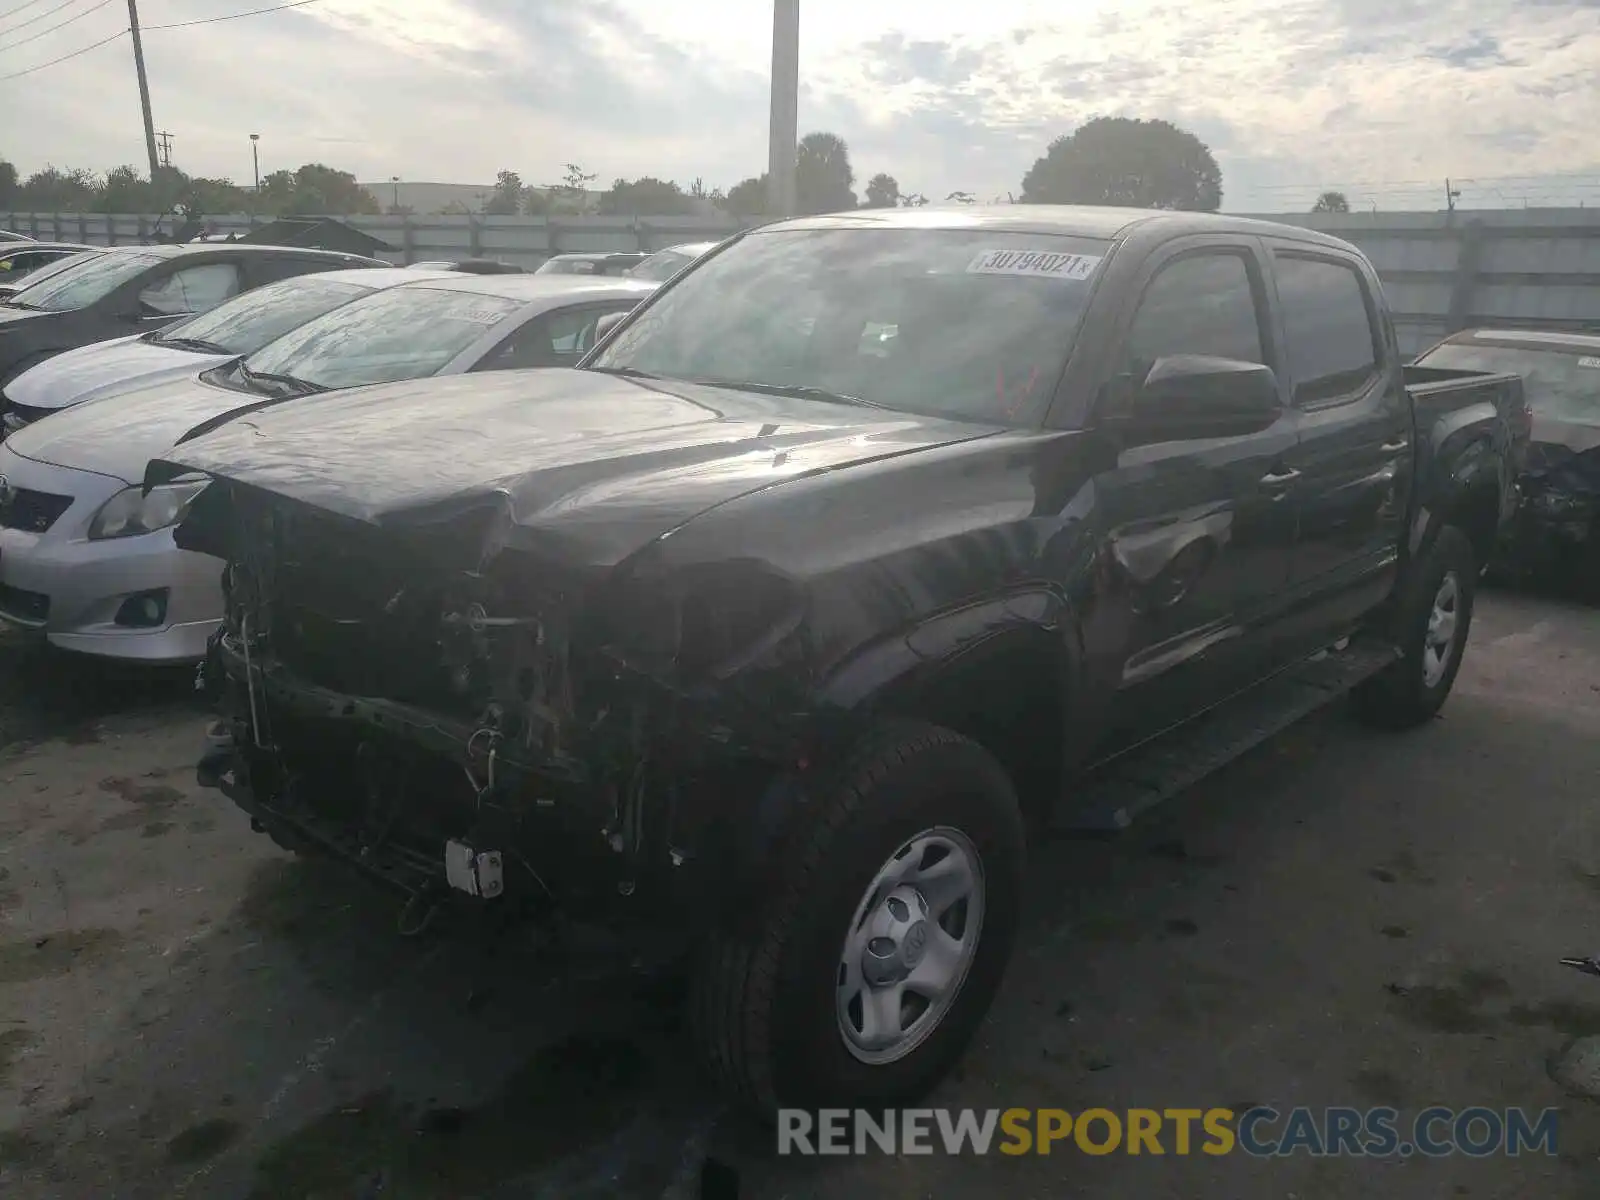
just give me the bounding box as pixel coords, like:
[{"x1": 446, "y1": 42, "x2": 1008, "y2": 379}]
[
  {"x1": 1416, "y1": 343, "x2": 1600, "y2": 423},
  {"x1": 10, "y1": 250, "x2": 160, "y2": 312},
  {"x1": 587, "y1": 227, "x2": 1111, "y2": 425}
]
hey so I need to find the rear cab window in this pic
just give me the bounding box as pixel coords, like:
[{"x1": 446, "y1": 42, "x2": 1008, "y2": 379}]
[{"x1": 1272, "y1": 252, "x2": 1384, "y2": 405}]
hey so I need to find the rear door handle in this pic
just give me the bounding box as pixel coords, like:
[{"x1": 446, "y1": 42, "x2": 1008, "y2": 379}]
[
  {"x1": 1260, "y1": 467, "x2": 1301, "y2": 487},
  {"x1": 1381, "y1": 439, "x2": 1410, "y2": 453}
]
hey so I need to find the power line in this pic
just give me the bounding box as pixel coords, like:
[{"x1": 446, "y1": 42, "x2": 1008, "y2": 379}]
[
  {"x1": 0, "y1": 0, "x2": 114, "y2": 52},
  {"x1": 0, "y1": 0, "x2": 80, "y2": 37},
  {"x1": 0, "y1": 23, "x2": 122, "y2": 78},
  {"x1": 0, "y1": 0, "x2": 54, "y2": 22},
  {"x1": 145, "y1": 0, "x2": 324, "y2": 30}
]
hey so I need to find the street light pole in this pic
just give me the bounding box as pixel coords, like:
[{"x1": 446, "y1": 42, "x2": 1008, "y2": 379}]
[
  {"x1": 767, "y1": 0, "x2": 799, "y2": 218},
  {"x1": 250, "y1": 134, "x2": 260, "y2": 191},
  {"x1": 391, "y1": 176, "x2": 401, "y2": 210}
]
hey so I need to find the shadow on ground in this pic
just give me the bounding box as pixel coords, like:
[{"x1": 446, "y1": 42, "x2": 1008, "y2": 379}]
[{"x1": 0, "y1": 633, "x2": 201, "y2": 750}]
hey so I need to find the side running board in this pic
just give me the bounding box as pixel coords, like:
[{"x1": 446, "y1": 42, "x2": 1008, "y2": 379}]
[{"x1": 1060, "y1": 640, "x2": 1401, "y2": 834}]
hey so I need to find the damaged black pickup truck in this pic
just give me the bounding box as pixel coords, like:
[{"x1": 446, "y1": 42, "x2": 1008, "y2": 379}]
[{"x1": 151, "y1": 206, "x2": 1527, "y2": 1117}]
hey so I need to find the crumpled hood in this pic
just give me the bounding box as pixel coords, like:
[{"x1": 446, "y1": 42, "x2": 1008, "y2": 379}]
[
  {"x1": 1531, "y1": 416, "x2": 1600, "y2": 457},
  {"x1": 6, "y1": 370, "x2": 255, "y2": 484},
  {"x1": 3, "y1": 334, "x2": 222, "y2": 412},
  {"x1": 155, "y1": 368, "x2": 999, "y2": 570}
]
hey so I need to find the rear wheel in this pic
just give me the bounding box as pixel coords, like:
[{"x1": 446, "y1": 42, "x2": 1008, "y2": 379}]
[
  {"x1": 1354, "y1": 525, "x2": 1477, "y2": 730},
  {"x1": 690, "y1": 721, "x2": 1026, "y2": 1118}
]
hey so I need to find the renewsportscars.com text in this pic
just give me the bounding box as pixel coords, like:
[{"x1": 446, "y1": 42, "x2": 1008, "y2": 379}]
[{"x1": 777, "y1": 1106, "x2": 1560, "y2": 1158}]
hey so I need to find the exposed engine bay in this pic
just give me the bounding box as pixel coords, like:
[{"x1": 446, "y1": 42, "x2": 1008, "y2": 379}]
[{"x1": 193, "y1": 483, "x2": 818, "y2": 931}]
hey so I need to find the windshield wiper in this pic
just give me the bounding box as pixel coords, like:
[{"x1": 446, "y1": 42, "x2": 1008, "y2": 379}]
[
  {"x1": 685, "y1": 377, "x2": 889, "y2": 410},
  {"x1": 586, "y1": 365, "x2": 666, "y2": 381},
  {"x1": 158, "y1": 335, "x2": 231, "y2": 354},
  {"x1": 2, "y1": 298, "x2": 42, "y2": 310},
  {"x1": 237, "y1": 362, "x2": 325, "y2": 397}
]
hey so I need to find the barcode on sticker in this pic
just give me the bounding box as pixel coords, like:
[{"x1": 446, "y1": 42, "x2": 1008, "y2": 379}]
[
  {"x1": 1579, "y1": 356, "x2": 1600, "y2": 369},
  {"x1": 966, "y1": 249, "x2": 1102, "y2": 281}
]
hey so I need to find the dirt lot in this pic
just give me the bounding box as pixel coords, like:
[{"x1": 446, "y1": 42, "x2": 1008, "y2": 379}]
[{"x1": 1, "y1": 586, "x2": 1598, "y2": 1199}]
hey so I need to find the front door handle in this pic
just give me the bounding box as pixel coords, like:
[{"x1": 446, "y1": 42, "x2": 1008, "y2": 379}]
[
  {"x1": 1260, "y1": 467, "x2": 1301, "y2": 488},
  {"x1": 1381, "y1": 439, "x2": 1410, "y2": 453}
]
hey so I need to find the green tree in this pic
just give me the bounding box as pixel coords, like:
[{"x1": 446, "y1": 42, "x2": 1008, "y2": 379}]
[
  {"x1": 863, "y1": 173, "x2": 900, "y2": 209},
  {"x1": 722, "y1": 175, "x2": 768, "y2": 218},
  {"x1": 97, "y1": 165, "x2": 151, "y2": 214},
  {"x1": 16, "y1": 166, "x2": 99, "y2": 211},
  {"x1": 598, "y1": 176, "x2": 694, "y2": 216},
  {"x1": 1019, "y1": 117, "x2": 1222, "y2": 211},
  {"x1": 484, "y1": 169, "x2": 525, "y2": 215},
  {"x1": 795, "y1": 131, "x2": 855, "y2": 214},
  {"x1": 0, "y1": 158, "x2": 17, "y2": 210},
  {"x1": 1312, "y1": 190, "x2": 1351, "y2": 213},
  {"x1": 522, "y1": 187, "x2": 551, "y2": 216}
]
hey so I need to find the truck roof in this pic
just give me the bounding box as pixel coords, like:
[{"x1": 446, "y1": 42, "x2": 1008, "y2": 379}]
[{"x1": 766, "y1": 204, "x2": 1361, "y2": 253}]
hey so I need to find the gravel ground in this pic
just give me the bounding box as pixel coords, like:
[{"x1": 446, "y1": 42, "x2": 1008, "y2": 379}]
[{"x1": 0, "y1": 585, "x2": 1597, "y2": 1199}]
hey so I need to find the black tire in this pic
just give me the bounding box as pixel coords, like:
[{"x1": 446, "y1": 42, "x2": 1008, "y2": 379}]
[
  {"x1": 1353, "y1": 525, "x2": 1477, "y2": 730},
  {"x1": 690, "y1": 720, "x2": 1026, "y2": 1119}
]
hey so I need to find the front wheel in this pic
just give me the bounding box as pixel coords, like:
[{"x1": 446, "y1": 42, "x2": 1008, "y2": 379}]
[
  {"x1": 690, "y1": 721, "x2": 1026, "y2": 1118},
  {"x1": 1354, "y1": 525, "x2": 1477, "y2": 730}
]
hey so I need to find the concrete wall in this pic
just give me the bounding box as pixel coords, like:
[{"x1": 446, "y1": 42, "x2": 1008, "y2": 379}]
[
  {"x1": 0, "y1": 211, "x2": 753, "y2": 272},
  {"x1": 6, "y1": 207, "x2": 1599, "y2": 357}
]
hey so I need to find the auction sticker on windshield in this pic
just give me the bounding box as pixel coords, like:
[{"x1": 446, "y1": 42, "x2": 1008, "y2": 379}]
[
  {"x1": 1578, "y1": 356, "x2": 1600, "y2": 369},
  {"x1": 966, "y1": 250, "x2": 1102, "y2": 281},
  {"x1": 454, "y1": 308, "x2": 512, "y2": 325}
]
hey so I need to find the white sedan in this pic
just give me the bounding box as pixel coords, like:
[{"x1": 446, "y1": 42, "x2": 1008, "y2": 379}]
[{"x1": 0, "y1": 274, "x2": 658, "y2": 662}]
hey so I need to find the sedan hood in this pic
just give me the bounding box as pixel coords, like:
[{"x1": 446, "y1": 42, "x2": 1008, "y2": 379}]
[
  {"x1": 6, "y1": 370, "x2": 255, "y2": 484},
  {"x1": 3, "y1": 334, "x2": 223, "y2": 412},
  {"x1": 155, "y1": 369, "x2": 999, "y2": 571},
  {"x1": 0, "y1": 305, "x2": 50, "y2": 329}
]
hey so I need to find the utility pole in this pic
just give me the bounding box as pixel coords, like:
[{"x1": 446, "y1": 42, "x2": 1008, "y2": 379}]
[
  {"x1": 250, "y1": 134, "x2": 260, "y2": 191},
  {"x1": 767, "y1": 0, "x2": 799, "y2": 218},
  {"x1": 127, "y1": 0, "x2": 160, "y2": 181},
  {"x1": 1444, "y1": 178, "x2": 1460, "y2": 212},
  {"x1": 156, "y1": 131, "x2": 174, "y2": 169}
]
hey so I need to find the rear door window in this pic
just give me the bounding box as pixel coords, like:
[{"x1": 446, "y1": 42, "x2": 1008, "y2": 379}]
[
  {"x1": 138, "y1": 261, "x2": 244, "y2": 316},
  {"x1": 1273, "y1": 253, "x2": 1382, "y2": 405}
]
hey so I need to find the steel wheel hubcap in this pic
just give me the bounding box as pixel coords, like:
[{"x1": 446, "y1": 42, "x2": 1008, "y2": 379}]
[
  {"x1": 836, "y1": 827, "x2": 985, "y2": 1065},
  {"x1": 1423, "y1": 570, "x2": 1460, "y2": 688}
]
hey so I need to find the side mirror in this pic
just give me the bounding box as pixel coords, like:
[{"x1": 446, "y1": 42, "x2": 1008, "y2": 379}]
[
  {"x1": 1108, "y1": 355, "x2": 1281, "y2": 442},
  {"x1": 593, "y1": 310, "x2": 628, "y2": 344}
]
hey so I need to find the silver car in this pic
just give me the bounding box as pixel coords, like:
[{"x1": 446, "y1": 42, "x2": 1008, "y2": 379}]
[
  {"x1": 1, "y1": 266, "x2": 442, "y2": 434},
  {"x1": 0, "y1": 274, "x2": 657, "y2": 663},
  {"x1": 626, "y1": 241, "x2": 720, "y2": 282}
]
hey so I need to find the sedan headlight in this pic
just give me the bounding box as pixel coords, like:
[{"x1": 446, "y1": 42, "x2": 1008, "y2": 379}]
[{"x1": 87, "y1": 480, "x2": 209, "y2": 540}]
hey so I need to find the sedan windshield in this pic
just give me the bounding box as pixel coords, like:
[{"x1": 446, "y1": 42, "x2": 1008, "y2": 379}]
[
  {"x1": 155, "y1": 277, "x2": 371, "y2": 357},
  {"x1": 1416, "y1": 343, "x2": 1600, "y2": 423},
  {"x1": 10, "y1": 251, "x2": 160, "y2": 312},
  {"x1": 587, "y1": 227, "x2": 1110, "y2": 424},
  {"x1": 242, "y1": 285, "x2": 522, "y2": 390},
  {"x1": 629, "y1": 248, "x2": 698, "y2": 282}
]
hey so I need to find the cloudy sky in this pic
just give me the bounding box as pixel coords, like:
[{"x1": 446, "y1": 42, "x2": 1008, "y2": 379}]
[{"x1": 3, "y1": 0, "x2": 1598, "y2": 211}]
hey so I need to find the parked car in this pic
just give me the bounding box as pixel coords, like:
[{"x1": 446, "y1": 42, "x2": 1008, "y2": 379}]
[
  {"x1": 534, "y1": 251, "x2": 648, "y2": 277},
  {"x1": 1413, "y1": 327, "x2": 1597, "y2": 583},
  {"x1": 0, "y1": 243, "x2": 388, "y2": 387},
  {"x1": 157, "y1": 205, "x2": 1523, "y2": 1117},
  {"x1": 0, "y1": 230, "x2": 34, "y2": 245},
  {"x1": 1, "y1": 267, "x2": 459, "y2": 435},
  {"x1": 0, "y1": 242, "x2": 99, "y2": 287},
  {"x1": 406, "y1": 258, "x2": 526, "y2": 274},
  {"x1": 0, "y1": 249, "x2": 104, "y2": 301},
  {"x1": 626, "y1": 241, "x2": 720, "y2": 282},
  {"x1": 0, "y1": 274, "x2": 657, "y2": 662}
]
